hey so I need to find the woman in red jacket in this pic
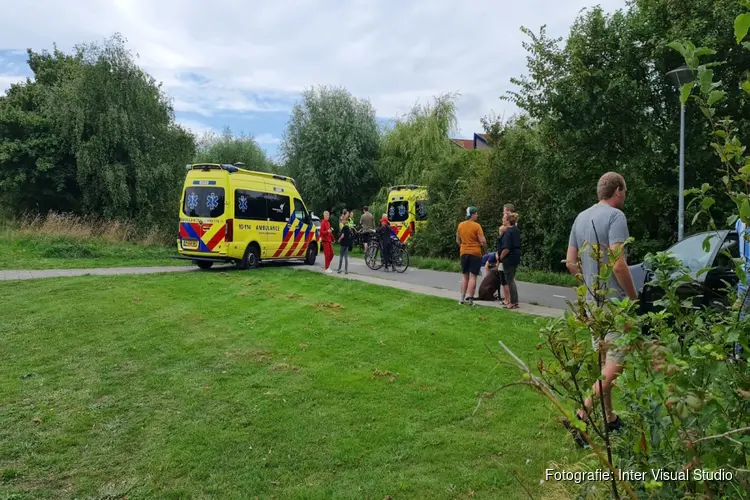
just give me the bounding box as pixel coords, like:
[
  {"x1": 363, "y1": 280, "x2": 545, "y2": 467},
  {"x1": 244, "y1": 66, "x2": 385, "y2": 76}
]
[{"x1": 320, "y1": 210, "x2": 335, "y2": 272}]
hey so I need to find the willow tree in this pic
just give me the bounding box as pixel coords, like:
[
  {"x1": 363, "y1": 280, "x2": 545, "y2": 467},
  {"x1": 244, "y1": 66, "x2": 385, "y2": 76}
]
[
  {"x1": 377, "y1": 93, "x2": 485, "y2": 257},
  {"x1": 280, "y1": 85, "x2": 380, "y2": 215},
  {"x1": 0, "y1": 37, "x2": 196, "y2": 227},
  {"x1": 195, "y1": 127, "x2": 271, "y2": 172},
  {"x1": 376, "y1": 92, "x2": 460, "y2": 188},
  {"x1": 0, "y1": 49, "x2": 81, "y2": 217}
]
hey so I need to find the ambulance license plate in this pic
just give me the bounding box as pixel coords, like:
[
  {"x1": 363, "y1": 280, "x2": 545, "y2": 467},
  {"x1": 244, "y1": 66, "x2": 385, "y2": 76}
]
[{"x1": 183, "y1": 239, "x2": 199, "y2": 250}]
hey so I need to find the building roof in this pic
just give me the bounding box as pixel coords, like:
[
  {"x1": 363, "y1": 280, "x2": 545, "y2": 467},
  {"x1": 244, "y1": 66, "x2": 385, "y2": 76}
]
[
  {"x1": 450, "y1": 133, "x2": 490, "y2": 149},
  {"x1": 450, "y1": 138, "x2": 474, "y2": 149}
]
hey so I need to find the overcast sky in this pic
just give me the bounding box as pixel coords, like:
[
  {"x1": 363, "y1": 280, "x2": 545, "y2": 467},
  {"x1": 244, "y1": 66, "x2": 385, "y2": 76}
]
[{"x1": 0, "y1": 0, "x2": 627, "y2": 158}]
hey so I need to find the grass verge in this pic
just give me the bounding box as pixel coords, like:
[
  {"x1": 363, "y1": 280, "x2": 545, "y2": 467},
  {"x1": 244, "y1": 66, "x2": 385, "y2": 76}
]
[
  {"x1": 1, "y1": 213, "x2": 183, "y2": 270},
  {"x1": 1, "y1": 269, "x2": 580, "y2": 499},
  {"x1": 0, "y1": 229, "x2": 184, "y2": 270}
]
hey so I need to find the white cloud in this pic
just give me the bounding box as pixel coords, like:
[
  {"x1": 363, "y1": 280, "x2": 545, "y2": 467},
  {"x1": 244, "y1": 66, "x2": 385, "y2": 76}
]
[
  {"x1": 254, "y1": 133, "x2": 281, "y2": 146},
  {"x1": 0, "y1": 75, "x2": 26, "y2": 93},
  {"x1": 176, "y1": 118, "x2": 217, "y2": 137},
  {"x1": 0, "y1": 0, "x2": 628, "y2": 137}
]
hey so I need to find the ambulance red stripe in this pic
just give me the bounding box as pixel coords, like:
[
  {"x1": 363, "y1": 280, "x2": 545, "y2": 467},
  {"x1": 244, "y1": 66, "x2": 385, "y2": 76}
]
[
  {"x1": 285, "y1": 229, "x2": 306, "y2": 257},
  {"x1": 296, "y1": 231, "x2": 314, "y2": 256},
  {"x1": 273, "y1": 230, "x2": 295, "y2": 258},
  {"x1": 400, "y1": 226, "x2": 412, "y2": 243},
  {"x1": 206, "y1": 225, "x2": 226, "y2": 250}
]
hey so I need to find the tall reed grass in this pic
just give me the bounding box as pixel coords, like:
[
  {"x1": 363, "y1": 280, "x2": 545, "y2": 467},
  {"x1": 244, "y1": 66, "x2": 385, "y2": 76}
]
[{"x1": 8, "y1": 212, "x2": 172, "y2": 246}]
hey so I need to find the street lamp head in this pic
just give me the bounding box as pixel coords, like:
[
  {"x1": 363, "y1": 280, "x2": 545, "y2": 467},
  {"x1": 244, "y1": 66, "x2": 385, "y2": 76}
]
[{"x1": 667, "y1": 64, "x2": 695, "y2": 88}]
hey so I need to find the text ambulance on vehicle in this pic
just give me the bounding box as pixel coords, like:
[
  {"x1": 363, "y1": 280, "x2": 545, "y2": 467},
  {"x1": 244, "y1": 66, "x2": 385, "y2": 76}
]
[
  {"x1": 386, "y1": 185, "x2": 428, "y2": 245},
  {"x1": 176, "y1": 163, "x2": 319, "y2": 270}
]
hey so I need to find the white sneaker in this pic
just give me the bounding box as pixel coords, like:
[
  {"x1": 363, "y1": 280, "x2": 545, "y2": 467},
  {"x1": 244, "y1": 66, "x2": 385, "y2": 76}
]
[{"x1": 325, "y1": 268, "x2": 333, "y2": 274}]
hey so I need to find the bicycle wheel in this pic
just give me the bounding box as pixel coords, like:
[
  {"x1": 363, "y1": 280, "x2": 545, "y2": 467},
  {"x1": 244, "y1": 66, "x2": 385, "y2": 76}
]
[
  {"x1": 393, "y1": 246, "x2": 409, "y2": 273},
  {"x1": 365, "y1": 244, "x2": 383, "y2": 270}
]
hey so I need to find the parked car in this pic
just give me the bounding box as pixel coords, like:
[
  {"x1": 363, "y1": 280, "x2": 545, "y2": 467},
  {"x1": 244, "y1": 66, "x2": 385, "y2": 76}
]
[{"x1": 631, "y1": 229, "x2": 740, "y2": 315}]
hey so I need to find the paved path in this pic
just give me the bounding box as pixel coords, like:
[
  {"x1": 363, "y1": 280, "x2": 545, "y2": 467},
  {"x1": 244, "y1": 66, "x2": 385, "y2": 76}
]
[
  {"x1": 1, "y1": 257, "x2": 574, "y2": 317},
  {"x1": 307, "y1": 256, "x2": 576, "y2": 311},
  {"x1": 293, "y1": 264, "x2": 563, "y2": 317},
  {"x1": 0, "y1": 266, "x2": 193, "y2": 281}
]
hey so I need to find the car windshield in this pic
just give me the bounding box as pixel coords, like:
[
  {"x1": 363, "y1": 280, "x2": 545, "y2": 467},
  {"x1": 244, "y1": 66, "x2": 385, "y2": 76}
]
[{"x1": 664, "y1": 232, "x2": 724, "y2": 273}]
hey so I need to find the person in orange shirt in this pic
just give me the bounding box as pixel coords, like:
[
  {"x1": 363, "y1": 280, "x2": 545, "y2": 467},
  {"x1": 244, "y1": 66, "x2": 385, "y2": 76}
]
[{"x1": 456, "y1": 206, "x2": 487, "y2": 305}]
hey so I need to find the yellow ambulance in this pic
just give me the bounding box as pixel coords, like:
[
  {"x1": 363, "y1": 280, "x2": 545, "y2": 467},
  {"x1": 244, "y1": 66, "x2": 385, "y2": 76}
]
[
  {"x1": 176, "y1": 163, "x2": 319, "y2": 270},
  {"x1": 386, "y1": 185, "x2": 428, "y2": 245}
]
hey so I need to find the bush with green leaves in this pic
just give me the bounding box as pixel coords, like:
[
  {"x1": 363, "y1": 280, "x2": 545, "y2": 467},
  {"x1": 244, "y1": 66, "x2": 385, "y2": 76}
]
[
  {"x1": 490, "y1": 4, "x2": 750, "y2": 498},
  {"x1": 0, "y1": 34, "x2": 196, "y2": 231},
  {"x1": 194, "y1": 126, "x2": 272, "y2": 173}
]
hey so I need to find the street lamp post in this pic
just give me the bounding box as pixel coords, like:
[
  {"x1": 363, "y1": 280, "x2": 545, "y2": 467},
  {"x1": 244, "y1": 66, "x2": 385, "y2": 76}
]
[{"x1": 666, "y1": 65, "x2": 695, "y2": 242}]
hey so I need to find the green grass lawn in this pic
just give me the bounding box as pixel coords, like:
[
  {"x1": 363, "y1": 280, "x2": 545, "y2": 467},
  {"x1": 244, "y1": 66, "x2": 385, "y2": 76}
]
[
  {"x1": 0, "y1": 230, "x2": 186, "y2": 270},
  {"x1": 1, "y1": 269, "x2": 580, "y2": 499}
]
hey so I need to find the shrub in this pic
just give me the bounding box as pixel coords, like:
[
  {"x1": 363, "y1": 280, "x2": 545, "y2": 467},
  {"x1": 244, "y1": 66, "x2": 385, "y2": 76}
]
[{"x1": 490, "y1": 5, "x2": 750, "y2": 498}]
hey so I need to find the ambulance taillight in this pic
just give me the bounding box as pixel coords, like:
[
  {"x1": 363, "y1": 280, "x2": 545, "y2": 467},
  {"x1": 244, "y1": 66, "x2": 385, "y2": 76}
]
[{"x1": 226, "y1": 219, "x2": 233, "y2": 242}]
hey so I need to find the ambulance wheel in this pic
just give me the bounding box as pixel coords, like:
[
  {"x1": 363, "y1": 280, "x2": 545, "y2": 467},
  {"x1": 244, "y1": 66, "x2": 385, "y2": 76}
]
[
  {"x1": 305, "y1": 244, "x2": 317, "y2": 265},
  {"x1": 196, "y1": 261, "x2": 214, "y2": 270},
  {"x1": 240, "y1": 244, "x2": 260, "y2": 270}
]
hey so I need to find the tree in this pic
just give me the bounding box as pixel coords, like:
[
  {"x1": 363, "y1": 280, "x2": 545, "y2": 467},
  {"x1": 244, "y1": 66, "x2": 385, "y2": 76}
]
[
  {"x1": 489, "y1": 3, "x2": 750, "y2": 497},
  {"x1": 472, "y1": 116, "x2": 546, "y2": 265},
  {"x1": 280, "y1": 86, "x2": 380, "y2": 214},
  {"x1": 0, "y1": 49, "x2": 81, "y2": 217},
  {"x1": 55, "y1": 34, "x2": 195, "y2": 227},
  {"x1": 499, "y1": 0, "x2": 747, "y2": 270},
  {"x1": 374, "y1": 93, "x2": 487, "y2": 257},
  {"x1": 0, "y1": 34, "x2": 196, "y2": 229},
  {"x1": 376, "y1": 93, "x2": 460, "y2": 187},
  {"x1": 195, "y1": 126, "x2": 271, "y2": 172}
]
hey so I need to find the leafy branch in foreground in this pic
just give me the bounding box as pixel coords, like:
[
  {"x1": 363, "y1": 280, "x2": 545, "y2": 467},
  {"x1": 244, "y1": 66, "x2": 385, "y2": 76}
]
[{"x1": 485, "y1": 2, "x2": 750, "y2": 498}]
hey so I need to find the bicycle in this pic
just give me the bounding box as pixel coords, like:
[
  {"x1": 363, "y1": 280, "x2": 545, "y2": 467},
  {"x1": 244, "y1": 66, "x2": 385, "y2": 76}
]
[
  {"x1": 353, "y1": 228, "x2": 376, "y2": 252},
  {"x1": 365, "y1": 236, "x2": 409, "y2": 273}
]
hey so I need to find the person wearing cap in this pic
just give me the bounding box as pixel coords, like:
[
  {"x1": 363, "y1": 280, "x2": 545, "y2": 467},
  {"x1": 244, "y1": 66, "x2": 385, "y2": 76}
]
[
  {"x1": 376, "y1": 216, "x2": 394, "y2": 270},
  {"x1": 456, "y1": 206, "x2": 487, "y2": 305}
]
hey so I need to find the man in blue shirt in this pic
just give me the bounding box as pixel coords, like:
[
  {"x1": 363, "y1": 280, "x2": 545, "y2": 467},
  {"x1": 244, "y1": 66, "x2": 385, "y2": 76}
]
[{"x1": 480, "y1": 252, "x2": 497, "y2": 277}]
